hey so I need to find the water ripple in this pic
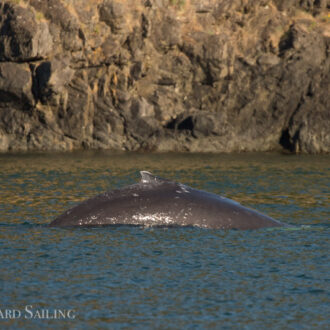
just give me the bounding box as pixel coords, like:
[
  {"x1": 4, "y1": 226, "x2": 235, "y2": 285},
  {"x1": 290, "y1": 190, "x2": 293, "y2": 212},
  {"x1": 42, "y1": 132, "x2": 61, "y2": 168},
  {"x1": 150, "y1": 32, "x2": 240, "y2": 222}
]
[{"x1": 0, "y1": 152, "x2": 329, "y2": 328}]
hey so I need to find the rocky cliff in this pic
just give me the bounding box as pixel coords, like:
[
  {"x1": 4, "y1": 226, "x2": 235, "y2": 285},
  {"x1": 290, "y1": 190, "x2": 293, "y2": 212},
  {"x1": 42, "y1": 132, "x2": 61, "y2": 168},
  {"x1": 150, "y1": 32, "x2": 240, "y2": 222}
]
[{"x1": 0, "y1": 0, "x2": 329, "y2": 153}]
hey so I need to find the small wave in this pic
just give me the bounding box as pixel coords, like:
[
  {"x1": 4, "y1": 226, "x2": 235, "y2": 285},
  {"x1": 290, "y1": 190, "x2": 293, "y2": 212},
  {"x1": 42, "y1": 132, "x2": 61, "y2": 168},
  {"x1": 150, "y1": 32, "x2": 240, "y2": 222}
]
[{"x1": 279, "y1": 224, "x2": 329, "y2": 231}]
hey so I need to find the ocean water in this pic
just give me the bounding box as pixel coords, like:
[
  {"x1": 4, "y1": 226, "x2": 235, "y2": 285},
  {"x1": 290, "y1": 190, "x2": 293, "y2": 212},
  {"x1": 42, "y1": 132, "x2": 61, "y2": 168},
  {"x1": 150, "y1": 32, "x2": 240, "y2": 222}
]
[{"x1": 0, "y1": 152, "x2": 329, "y2": 329}]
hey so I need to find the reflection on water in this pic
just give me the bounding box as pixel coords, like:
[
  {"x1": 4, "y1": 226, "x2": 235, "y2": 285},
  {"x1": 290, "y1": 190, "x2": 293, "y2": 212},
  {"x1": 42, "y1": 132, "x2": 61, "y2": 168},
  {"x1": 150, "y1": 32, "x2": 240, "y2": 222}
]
[
  {"x1": 0, "y1": 152, "x2": 329, "y2": 328},
  {"x1": 1, "y1": 152, "x2": 329, "y2": 226}
]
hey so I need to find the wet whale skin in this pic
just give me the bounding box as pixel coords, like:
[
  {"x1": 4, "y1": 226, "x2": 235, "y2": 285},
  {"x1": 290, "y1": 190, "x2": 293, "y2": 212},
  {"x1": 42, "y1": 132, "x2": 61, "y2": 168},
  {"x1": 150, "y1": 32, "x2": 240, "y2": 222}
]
[{"x1": 49, "y1": 171, "x2": 284, "y2": 230}]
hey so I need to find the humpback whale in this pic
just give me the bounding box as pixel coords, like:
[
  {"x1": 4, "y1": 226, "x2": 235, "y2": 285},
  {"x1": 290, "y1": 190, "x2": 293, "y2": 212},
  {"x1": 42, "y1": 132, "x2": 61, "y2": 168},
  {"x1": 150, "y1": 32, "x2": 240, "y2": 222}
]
[{"x1": 49, "y1": 171, "x2": 284, "y2": 230}]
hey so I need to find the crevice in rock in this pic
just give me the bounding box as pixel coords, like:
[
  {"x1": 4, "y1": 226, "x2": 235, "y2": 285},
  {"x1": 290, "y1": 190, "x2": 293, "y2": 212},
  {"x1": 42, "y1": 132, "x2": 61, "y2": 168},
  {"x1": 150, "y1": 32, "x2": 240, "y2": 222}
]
[
  {"x1": 64, "y1": 133, "x2": 77, "y2": 140},
  {"x1": 177, "y1": 116, "x2": 194, "y2": 131},
  {"x1": 279, "y1": 27, "x2": 294, "y2": 56},
  {"x1": 165, "y1": 118, "x2": 176, "y2": 130},
  {"x1": 203, "y1": 63, "x2": 215, "y2": 86},
  {"x1": 166, "y1": 115, "x2": 195, "y2": 133},
  {"x1": 279, "y1": 128, "x2": 294, "y2": 152}
]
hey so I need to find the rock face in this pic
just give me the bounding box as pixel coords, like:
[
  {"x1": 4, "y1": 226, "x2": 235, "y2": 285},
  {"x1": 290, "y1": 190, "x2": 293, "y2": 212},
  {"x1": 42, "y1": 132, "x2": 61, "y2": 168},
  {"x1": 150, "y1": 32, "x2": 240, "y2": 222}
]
[{"x1": 0, "y1": 0, "x2": 329, "y2": 153}]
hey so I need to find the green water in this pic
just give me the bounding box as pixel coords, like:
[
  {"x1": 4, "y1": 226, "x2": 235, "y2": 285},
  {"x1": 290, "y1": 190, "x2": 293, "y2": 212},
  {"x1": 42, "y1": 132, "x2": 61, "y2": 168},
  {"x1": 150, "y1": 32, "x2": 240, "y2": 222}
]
[{"x1": 0, "y1": 152, "x2": 329, "y2": 328}]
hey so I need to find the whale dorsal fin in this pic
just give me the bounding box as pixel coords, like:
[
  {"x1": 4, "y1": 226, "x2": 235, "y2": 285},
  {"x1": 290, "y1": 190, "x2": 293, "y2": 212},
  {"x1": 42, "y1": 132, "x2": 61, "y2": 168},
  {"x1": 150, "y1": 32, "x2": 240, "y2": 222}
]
[{"x1": 140, "y1": 171, "x2": 169, "y2": 184}]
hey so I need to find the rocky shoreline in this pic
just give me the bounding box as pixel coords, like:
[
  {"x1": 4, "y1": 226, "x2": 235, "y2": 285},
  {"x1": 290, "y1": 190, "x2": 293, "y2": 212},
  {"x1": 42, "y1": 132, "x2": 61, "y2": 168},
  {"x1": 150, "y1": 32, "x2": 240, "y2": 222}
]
[{"x1": 0, "y1": 0, "x2": 329, "y2": 153}]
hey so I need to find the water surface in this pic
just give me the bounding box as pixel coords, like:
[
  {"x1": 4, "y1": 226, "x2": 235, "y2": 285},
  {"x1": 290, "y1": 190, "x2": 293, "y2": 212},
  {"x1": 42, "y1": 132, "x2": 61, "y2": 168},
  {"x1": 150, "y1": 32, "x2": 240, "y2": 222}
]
[{"x1": 0, "y1": 152, "x2": 329, "y2": 328}]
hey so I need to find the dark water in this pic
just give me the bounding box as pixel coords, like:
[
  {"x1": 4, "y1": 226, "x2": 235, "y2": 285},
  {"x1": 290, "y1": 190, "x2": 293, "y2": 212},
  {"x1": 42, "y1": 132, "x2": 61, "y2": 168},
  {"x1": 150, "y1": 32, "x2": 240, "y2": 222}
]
[{"x1": 0, "y1": 152, "x2": 329, "y2": 329}]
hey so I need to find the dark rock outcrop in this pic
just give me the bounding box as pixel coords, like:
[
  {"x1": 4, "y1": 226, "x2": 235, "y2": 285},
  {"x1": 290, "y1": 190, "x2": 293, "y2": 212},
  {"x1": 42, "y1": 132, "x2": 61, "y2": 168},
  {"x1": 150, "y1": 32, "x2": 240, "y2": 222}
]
[{"x1": 0, "y1": 0, "x2": 329, "y2": 153}]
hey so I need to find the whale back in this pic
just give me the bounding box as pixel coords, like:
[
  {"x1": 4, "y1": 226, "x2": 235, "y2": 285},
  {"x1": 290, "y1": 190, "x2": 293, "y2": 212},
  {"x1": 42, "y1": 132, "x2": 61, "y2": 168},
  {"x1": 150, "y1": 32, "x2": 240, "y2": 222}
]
[{"x1": 49, "y1": 171, "x2": 284, "y2": 229}]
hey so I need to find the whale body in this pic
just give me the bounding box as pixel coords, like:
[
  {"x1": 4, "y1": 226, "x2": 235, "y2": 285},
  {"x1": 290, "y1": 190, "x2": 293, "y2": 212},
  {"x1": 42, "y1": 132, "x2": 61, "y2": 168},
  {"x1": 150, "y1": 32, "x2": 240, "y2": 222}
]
[{"x1": 49, "y1": 171, "x2": 284, "y2": 230}]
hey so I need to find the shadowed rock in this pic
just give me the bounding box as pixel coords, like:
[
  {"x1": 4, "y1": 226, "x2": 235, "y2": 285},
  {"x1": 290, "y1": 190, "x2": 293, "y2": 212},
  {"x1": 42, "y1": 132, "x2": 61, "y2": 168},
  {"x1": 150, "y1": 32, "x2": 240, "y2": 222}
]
[{"x1": 0, "y1": 0, "x2": 329, "y2": 153}]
